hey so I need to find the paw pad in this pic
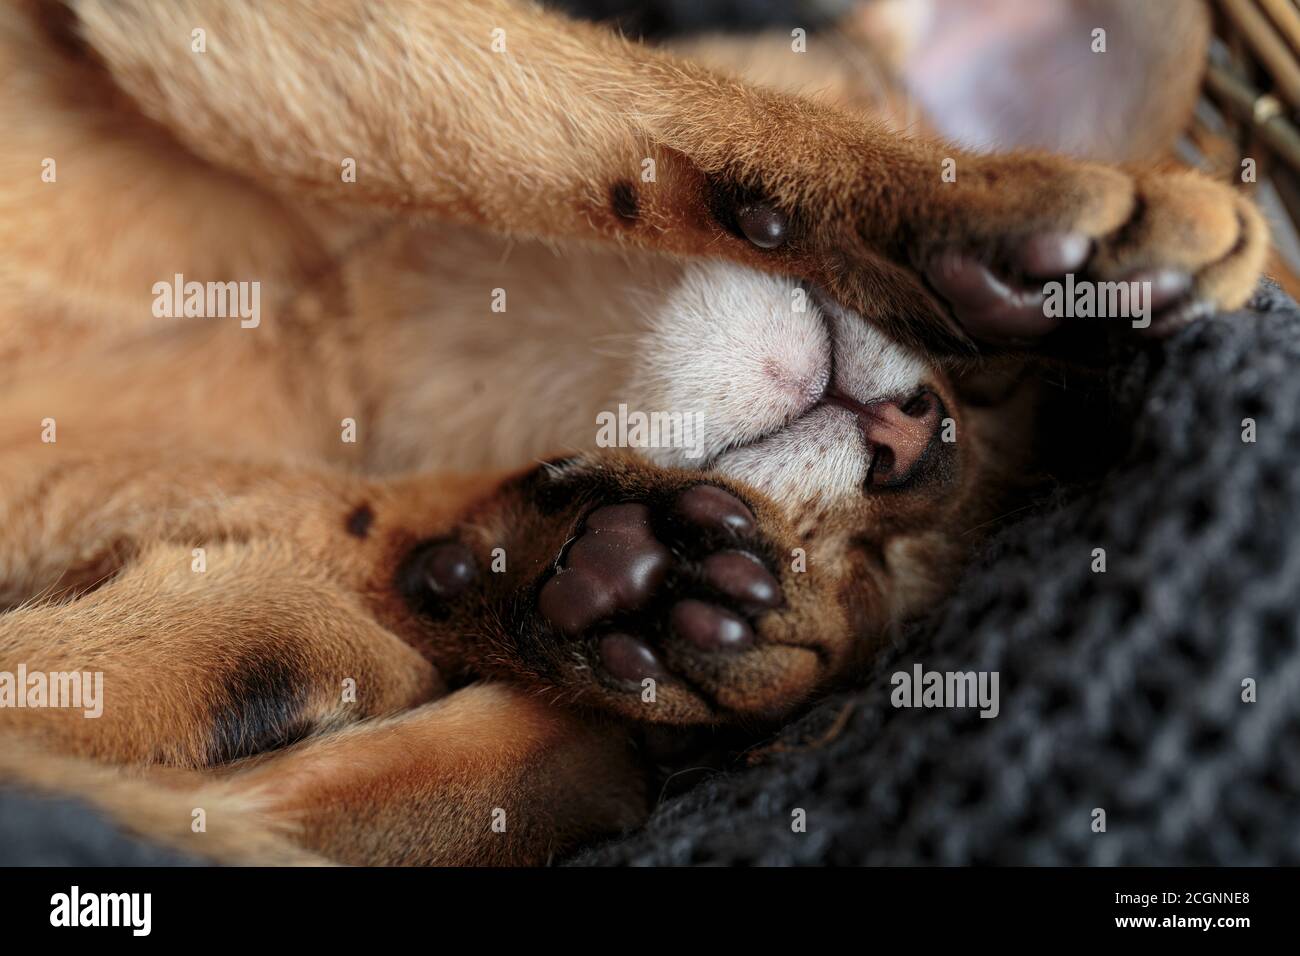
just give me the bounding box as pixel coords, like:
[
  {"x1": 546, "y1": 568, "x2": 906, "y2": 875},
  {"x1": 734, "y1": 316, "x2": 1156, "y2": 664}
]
[
  {"x1": 398, "y1": 539, "x2": 480, "y2": 623},
  {"x1": 404, "y1": 539, "x2": 478, "y2": 598},
  {"x1": 735, "y1": 201, "x2": 789, "y2": 250},
  {"x1": 536, "y1": 484, "x2": 784, "y2": 687},
  {"x1": 673, "y1": 484, "x2": 756, "y2": 535},
  {"x1": 537, "y1": 503, "x2": 670, "y2": 635}
]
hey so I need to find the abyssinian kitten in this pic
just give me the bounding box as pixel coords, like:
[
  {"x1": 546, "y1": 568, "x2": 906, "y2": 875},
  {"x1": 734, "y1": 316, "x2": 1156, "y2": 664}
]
[{"x1": 0, "y1": 0, "x2": 1267, "y2": 864}]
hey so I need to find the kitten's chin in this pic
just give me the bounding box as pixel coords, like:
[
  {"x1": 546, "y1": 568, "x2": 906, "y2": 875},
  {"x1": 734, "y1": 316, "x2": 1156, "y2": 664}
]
[
  {"x1": 632, "y1": 404, "x2": 870, "y2": 506},
  {"x1": 709, "y1": 406, "x2": 869, "y2": 501}
]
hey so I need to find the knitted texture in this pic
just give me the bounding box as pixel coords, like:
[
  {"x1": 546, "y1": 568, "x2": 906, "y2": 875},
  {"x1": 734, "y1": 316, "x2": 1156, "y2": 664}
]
[
  {"x1": 0, "y1": 789, "x2": 200, "y2": 866},
  {"x1": 573, "y1": 281, "x2": 1300, "y2": 865}
]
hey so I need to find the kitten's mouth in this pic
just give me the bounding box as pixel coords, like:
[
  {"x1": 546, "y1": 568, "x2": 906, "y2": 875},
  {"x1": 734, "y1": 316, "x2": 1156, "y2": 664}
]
[
  {"x1": 694, "y1": 366, "x2": 831, "y2": 470},
  {"x1": 698, "y1": 372, "x2": 941, "y2": 487}
]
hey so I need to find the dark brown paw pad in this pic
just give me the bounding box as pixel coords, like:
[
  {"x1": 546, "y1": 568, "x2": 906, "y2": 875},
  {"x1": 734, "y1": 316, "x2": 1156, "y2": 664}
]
[
  {"x1": 536, "y1": 485, "x2": 783, "y2": 686},
  {"x1": 924, "y1": 232, "x2": 1194, "y2": 343},
  {"x1": 398, "y1": 539, "x2": 480, "y2": 619},
  {"x1": 537, "y1": 503, "x2": 670, "y2": 635}
]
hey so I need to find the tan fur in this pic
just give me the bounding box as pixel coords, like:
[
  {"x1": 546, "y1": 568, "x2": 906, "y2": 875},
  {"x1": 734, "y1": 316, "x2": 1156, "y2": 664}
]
[{"x1": 0, "y1": 0, "x2": 1266, "y2": 864}]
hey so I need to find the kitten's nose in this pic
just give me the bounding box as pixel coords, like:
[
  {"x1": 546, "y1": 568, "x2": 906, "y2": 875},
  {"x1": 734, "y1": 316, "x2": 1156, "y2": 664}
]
[{"x1": 825, "y1": 389, "x2": 944, "y2": 487}]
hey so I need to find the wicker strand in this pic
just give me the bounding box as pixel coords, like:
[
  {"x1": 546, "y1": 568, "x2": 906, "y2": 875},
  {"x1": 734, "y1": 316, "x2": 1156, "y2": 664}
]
[
  {"x1": 1257, "y1": 0, "x2": 1300, "y2": 57},
  {"x1": 1205, "y1": 63, "x2": 1300, "y2": 173},
  {"x1": 1217, "y1": 0, "x2": 1300, "y2": 110}
]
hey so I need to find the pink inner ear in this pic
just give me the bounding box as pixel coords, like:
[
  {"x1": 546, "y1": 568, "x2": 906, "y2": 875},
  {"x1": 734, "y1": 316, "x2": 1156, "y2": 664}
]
[{"x1": 890, "y1": 0, "x2": 1208, "y2": 162}]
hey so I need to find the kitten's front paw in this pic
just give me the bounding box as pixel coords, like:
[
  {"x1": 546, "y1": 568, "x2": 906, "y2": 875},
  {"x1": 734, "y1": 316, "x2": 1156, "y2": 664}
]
[
  {"x1": 400, "y1": 456, "x2": 849, "y2": 724},
  {"x1": 531, "y1": 476, "x2": 837, "y2": 723},
  {"x1": 721, "y1": 144, "x2": 1268, "y2": 352}
]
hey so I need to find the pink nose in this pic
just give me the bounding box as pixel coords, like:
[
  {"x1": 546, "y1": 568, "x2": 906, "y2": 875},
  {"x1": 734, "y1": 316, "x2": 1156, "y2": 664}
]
[{"x1": 825, "y1": 389, "x2": 944, "y2": 487}]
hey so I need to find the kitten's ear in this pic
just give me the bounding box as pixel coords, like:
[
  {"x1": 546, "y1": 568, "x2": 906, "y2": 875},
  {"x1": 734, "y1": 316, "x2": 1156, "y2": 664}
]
[{"x1": 862, "y1": 0, "x2": 1210, "y2": 162}]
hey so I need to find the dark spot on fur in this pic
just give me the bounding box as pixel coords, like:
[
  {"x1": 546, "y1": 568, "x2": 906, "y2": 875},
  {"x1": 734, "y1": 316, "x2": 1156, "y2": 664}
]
[
  {"x1": 33, "y1": 0, "x2": 98, "y2": 64},
  {"x1": 610, "y1": 179, "x2": 639, "y2": 223},
  {"x1": 345, "y1": 503, "x2": 374, "y2": 538},
  {"x1": 207, "y1": 654, "x2": 313, "y2": 765}
]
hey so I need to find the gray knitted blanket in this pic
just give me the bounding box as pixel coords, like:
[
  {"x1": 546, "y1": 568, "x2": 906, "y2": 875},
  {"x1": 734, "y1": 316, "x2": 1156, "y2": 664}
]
[{"x1": 572, "y1": 280, "x2": 1300, "y2": 865}]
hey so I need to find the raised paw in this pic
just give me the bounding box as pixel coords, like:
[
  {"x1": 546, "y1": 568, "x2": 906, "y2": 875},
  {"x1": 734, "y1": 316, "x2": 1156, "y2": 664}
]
[
  {"x1": 912, "y1": 162, "x2": 1270, "y2": 346},
  {"x1": 719, "y1": 144, "x2": 1268, "y2": 353},
  {"x1": 911, "y1": 178, "x2": 1263, "y2": 347}
]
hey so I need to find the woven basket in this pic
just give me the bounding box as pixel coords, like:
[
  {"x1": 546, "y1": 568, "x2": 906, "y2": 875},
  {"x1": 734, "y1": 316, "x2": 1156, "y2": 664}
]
[{"x1": 1205, "y1": 0, "x2": 1300, "y2": 292}]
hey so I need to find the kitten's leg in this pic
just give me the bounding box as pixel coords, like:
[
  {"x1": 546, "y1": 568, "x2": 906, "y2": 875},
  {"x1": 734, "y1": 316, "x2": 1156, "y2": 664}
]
[
  {"x1": 3, "y1": 682, "x2": 644, "y2": 866},
  {"x1": 0, "y1": 350, "x2": 489, "y2": 764},
  {"x1": 0, "y1": 479, "x2": 446, "y2": 767},
  {"x1": 2, "y1": 656, "x2": 642, "y2": 865},
  {"x1": 213, "y1": 682, "x2": 645, "y2": 866},
  {"x1": 71, "y1": 0, "x2": 1267, "y2": 353}
]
